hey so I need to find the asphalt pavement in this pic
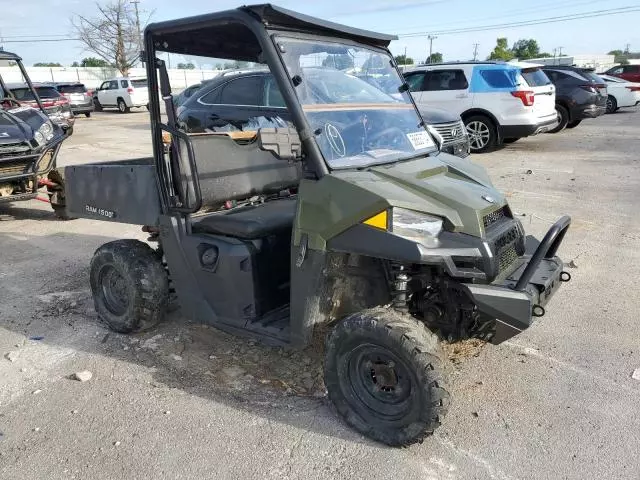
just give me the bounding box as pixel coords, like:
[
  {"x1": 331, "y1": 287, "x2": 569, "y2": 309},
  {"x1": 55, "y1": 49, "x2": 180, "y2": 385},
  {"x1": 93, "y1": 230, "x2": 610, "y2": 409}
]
[{"x1": 1, "y1": 109, "x2": 639, "y2": 480}]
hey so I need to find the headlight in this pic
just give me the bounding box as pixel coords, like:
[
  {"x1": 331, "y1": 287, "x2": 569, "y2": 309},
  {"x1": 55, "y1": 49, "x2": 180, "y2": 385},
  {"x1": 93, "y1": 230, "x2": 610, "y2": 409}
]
[
  {"x1": 38, "y1": 121, "x2": 54, "y2": 141},
  {"x1": 392, "y1": 208, "x2": 443, "y2": 248},
  {"x1": 33, "y1": 130, "x2": 45, "y2": 145}
]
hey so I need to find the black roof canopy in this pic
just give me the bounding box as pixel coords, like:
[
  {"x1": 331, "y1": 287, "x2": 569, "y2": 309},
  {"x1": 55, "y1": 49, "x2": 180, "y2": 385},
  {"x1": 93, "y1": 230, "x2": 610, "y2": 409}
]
[
  {"x1": 0, "y1": 51, "x2": 22, "y2": 62},
  {"x1": 145, "y1": 3, "x2": 397, "y2": 60}
]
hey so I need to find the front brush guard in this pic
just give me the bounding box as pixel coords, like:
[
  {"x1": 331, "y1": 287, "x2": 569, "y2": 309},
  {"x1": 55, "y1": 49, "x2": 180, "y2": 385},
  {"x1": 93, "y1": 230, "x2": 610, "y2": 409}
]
[{"x1": 463, "y1": 215, "x2": 571, "y2": 344}]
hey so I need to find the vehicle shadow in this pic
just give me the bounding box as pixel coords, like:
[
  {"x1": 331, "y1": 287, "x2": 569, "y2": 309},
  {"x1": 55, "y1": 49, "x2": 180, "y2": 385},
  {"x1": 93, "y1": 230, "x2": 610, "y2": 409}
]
[
  {"x1": 0, "y1": 230, "x2": 377, "y2": 447},
  {"x1": 0, "y1": 204, "x2": 60, "y2": 222}
]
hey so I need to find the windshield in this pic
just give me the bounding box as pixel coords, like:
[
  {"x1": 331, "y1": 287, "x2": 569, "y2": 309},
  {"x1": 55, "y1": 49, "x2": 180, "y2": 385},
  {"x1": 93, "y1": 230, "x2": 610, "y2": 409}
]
[
  {"x1": 131, "y1": 79, "x2": 148, "y2": 88},
  {"x1": 276, "y1": 37, "x2": 436, "y2": 169},
  {"x1": 57, "y1": 84, "x2": 86, "y2": 94},
  {"x1": 11, "y1": 87, "x2": 60, "y2": 101},
  {"x1": 581, "y1": 71, "x2": 605, "y2": 84},
  {"x1": 521, "y1": 68, "x2": 552, "y2": 87}
]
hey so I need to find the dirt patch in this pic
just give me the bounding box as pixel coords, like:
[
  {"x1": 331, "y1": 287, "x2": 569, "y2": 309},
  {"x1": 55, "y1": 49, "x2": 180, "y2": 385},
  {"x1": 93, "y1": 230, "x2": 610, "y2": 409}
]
[{"x1": 443, "y1": 338, "x2": 487, "y2": 365}]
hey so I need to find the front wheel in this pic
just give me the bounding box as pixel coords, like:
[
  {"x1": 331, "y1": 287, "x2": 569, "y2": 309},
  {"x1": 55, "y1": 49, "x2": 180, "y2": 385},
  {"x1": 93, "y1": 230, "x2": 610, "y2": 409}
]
[
  {"x1": 566, "y1": 120, "x2": 582, "y2": 129},
  {"x1": 464, "y1": 115, "x2": 497, "y2": 153},
  {"x1": 85, "y1": 112, "x2": 91, "y2": 118},
  {"x1": 93, "y1": 98, "x2": 102, "y2": 112},
  {"x1": 90, "y1": 240, "x2": 169, "y2": 333},
  {"x1": 503, "y1": 138, "x2": 519, "y2": 144},
  {"x1": 324, "y1": 307, "x2": 449, "y2": 446},
  {"x1": 606, "y1": 95, "x2": 617, "y2": 114},
  {"x1": 549, "y1": 104, "x2": 569, "y2": 133}
]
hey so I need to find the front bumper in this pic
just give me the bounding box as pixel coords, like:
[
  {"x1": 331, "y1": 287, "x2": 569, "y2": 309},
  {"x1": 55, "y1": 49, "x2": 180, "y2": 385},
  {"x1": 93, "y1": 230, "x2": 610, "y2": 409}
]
[
  {"x1": 441, "y1": 139, "x2": 470, "y2": 158},
  {"x1": 464, "y1": 216, "x2": 571, "y2": 343}
]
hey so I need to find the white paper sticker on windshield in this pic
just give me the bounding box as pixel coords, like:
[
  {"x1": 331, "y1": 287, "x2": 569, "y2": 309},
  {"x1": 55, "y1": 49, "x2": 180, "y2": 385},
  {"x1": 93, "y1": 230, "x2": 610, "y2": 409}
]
[{"x1": 406, "y1": 131, "x2": 434, "y2": 150}]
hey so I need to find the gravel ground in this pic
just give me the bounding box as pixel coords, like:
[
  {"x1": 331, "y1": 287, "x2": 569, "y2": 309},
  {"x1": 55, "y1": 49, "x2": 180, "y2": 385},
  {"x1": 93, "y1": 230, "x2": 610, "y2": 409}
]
[{"x1": 1, "y1": 109, "x2": 639, "y2": 480}]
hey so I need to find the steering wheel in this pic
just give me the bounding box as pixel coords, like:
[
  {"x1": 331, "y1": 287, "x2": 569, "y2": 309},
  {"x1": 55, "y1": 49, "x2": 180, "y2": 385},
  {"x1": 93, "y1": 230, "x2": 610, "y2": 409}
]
[
  {"x1": 366, "y1": 127, "x2": 411, "y2": 150},
  {"x1": 0, "y1": 97, "x2": 21, "y2": 109}
]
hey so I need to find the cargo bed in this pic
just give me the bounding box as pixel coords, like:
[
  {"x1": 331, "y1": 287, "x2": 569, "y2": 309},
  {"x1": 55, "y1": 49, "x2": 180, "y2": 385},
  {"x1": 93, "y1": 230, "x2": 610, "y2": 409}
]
[{"x1": 63, "y1": 158, "x2": 162, "y2": 226}]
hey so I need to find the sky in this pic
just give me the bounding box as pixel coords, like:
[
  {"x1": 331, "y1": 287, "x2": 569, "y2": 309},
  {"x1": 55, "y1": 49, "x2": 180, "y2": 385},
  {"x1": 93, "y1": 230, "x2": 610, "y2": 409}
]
[{"x1": 0, "y1": 0, "x2": 638, "y2": 67}]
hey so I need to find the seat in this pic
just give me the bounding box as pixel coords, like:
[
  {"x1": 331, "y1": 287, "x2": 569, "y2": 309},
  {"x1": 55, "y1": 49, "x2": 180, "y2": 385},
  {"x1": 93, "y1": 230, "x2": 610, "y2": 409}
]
[{"x1": 192, "y1": 198, "x2": 296, "y2": 240}]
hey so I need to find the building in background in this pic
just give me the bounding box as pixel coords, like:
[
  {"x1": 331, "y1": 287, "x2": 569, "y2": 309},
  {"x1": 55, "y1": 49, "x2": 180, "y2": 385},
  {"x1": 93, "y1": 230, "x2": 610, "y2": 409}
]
[{"x1": 522, "y1": 54, "x2": 616, "y2": 72}]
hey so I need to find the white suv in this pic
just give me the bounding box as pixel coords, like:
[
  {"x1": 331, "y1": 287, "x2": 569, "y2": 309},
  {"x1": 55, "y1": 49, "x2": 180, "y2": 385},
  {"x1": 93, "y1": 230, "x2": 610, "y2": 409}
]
[
  {"x1": 94, "y1": 77, "x2": 149, "y2": 113},
  {"x1": 405, "y1": 62, "x2": 557, "y2": 152}
]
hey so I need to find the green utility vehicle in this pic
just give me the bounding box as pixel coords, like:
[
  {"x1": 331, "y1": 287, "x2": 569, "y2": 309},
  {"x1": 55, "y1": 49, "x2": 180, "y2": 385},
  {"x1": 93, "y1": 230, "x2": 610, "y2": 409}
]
[{"x1": 60, "y1": 4, "x2": 571, "y2": 446}]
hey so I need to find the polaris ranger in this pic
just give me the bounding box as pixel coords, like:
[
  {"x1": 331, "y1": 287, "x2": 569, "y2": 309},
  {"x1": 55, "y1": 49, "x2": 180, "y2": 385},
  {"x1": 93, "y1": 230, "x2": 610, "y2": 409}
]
[
  {"x1": 0, "y1": 51, "x2": 68, "y2": 216},
  {"x1": 60, "y1": 4, "x2": 571, "y2": 446}
]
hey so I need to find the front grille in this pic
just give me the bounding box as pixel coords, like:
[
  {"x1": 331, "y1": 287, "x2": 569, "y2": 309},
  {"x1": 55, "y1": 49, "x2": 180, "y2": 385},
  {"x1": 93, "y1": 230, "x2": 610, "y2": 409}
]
[
  {"x1": 0, "y1": 159, "x2": 35, "y2": 177},
  {"x1": 498, "y1": 244, "x2": 519, "y2": 272},
  {"x1": 430, "y1": 120, "x2": 466, "y2": 146},
  {"x1": 0, "y1": 143, "x2": 31, "y2": 159},
  {"x1": 492, "y1": 224, "x2": 524, "y2": 273},
  {"x1": 483, "y1": 207, "x2": 506, "y2": 229}
]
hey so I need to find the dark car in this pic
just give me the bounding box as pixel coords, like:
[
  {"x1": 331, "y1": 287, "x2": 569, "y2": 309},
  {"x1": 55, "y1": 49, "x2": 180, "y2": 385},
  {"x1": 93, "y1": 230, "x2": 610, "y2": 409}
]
[
  {"x1": 0, "y1": 50, "x2": 67, "y2": 209},
  {"x1": 177, "y1": 70, "x2": 471, "y2": 158},
  {"x1": 7, "y1": 83, "x2": 75, "y2": 135},
  {"x1": 54, "y1": 82, "x2": 94, "y2": 117},
  {"x1": 541, "y1": 66, "x2": 607, "y2": 132},
  {"x1": 603, "y1": 64, "x2": 640, "y2": 83}
]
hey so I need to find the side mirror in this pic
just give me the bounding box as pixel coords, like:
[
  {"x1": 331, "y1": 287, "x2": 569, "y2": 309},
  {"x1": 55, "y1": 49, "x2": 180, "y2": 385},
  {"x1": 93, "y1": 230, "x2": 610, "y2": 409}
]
[{"x1": 258, "y1": 127, "x2": 302, "y2": 161}]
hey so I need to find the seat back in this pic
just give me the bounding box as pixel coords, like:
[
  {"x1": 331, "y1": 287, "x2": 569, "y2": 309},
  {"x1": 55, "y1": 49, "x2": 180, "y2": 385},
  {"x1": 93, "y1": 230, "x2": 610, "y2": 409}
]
[{"x1": 173, "y1": 132, "x2": 300, "y2": 211}]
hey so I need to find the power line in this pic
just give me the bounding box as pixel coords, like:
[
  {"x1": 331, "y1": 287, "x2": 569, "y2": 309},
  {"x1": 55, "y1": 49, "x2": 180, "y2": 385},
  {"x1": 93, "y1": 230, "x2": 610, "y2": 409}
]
[
  {"x1": 393, "y1": 0, "x2": 602, "y2": 34},
  {"x1": 399, "y1": 6, "x2": 640, "y2": 38}
]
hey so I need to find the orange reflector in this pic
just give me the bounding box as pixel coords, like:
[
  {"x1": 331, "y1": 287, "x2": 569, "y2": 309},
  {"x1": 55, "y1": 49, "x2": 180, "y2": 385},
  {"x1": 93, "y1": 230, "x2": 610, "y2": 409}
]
[{"x1": 363, "y1": 211, "x2": 388, "y2": 230}]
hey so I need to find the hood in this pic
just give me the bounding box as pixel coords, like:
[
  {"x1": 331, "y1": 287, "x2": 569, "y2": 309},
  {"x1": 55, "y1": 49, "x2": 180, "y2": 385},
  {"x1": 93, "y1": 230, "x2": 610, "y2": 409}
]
[
  {"x1": 417, "y1": 105, "x2": 461, "y2": 124},
  {"x1": 0, "y1": 109, "x2": 33, "y2": 145},
  {"x1": 334, "y1": 153, "x2": 505, "y2": 237}
]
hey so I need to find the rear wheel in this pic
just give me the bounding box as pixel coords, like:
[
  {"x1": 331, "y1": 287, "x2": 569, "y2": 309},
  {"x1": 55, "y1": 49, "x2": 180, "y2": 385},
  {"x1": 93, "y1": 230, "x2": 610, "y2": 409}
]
[
  {"x1": 324, "y1": 307, "x2": 449, "y2": 446},
  {"x1": 117, "y1": 98, "x2": 130, "y2": 114},
  {"x1": 90, "y1": 240, "x2": 169, "y2": 333},
  {"x1": 606, "y1": 95, "x2": 617, "y2": 114},
  {"x1": 549, "y1": 104, "x2": 569, "y2": 133},
  {"x1": 566, "y1": 120, "x2": 582, "y2": 129},
  {"x1": 85, "y1": 112, "x2": 91, "y2": 118},
  {"x1": 464, "y1": 115, "x2": 497, "y2": 153}
]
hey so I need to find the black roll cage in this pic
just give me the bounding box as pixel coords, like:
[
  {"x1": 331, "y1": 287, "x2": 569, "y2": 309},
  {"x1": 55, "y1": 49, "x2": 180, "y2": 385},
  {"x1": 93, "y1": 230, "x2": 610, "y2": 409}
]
[{"x1": 143, "y1": 4, "x2": 422, "y2": 216}]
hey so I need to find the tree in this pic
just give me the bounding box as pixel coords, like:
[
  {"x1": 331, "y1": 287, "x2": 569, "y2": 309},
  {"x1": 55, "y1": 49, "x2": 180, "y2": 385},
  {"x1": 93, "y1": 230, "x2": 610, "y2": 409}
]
[
  {"x1": 608, "y1": 49, "x2": 639, "y2": 64},
  {"x1": 177, "y1": 62, "x2": 196, "y2": 70},
  {"x1": 488, "y1": 38, "x2": 514, "y2": 61},
  {"x1": 34, "y1": 62, "x2": 62, "y2": 67},
  {"x1": 511, "y1": 39, "x2": 542, "y2": 60},
  {"x1": 80, "y1": 57, "x2": 111, "y2": 67},
  {"x1": 71, "y1": 1, "x2": 152, "y2": 76},
  {"x1": 426, "y1": 52, "x2": 442, "y2": 63},
  {"x1": 322, "y1": 54, "x2": 355, "y2": 70},
  {"x1": 394, "y1": 54, "x2": 414, "y2": 66}
]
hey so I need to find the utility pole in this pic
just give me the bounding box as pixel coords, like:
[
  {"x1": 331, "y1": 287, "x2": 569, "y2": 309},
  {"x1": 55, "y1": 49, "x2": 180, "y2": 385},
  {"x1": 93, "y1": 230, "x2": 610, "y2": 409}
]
[
  {"x1": 472, "y1": 43, "x2": 479, "y2": 61},
  {"x1": 131, "y1": 0, "x2": 142, "y2": 64},
  {"x1": 557, "y1": 46, "x2": 564, "y2": 58},
  {"x1": 625, "y1": 43, "x2": 631, "y2": 54},
  {"x1": 427, "y1": 35, "x2": 437, "y2": 63}
]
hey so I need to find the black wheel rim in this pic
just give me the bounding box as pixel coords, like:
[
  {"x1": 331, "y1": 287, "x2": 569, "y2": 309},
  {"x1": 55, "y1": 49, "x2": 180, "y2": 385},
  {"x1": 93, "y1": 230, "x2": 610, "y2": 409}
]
[
  {"x1": 98, "y1": 265, "x2": 130, "y2": 316},
  {"x1": 342, "y1": 343, "x2": 415, "y2": 421},
  {"x1": 119, "y1": 101, "x2": 125, "y2": 112}
]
